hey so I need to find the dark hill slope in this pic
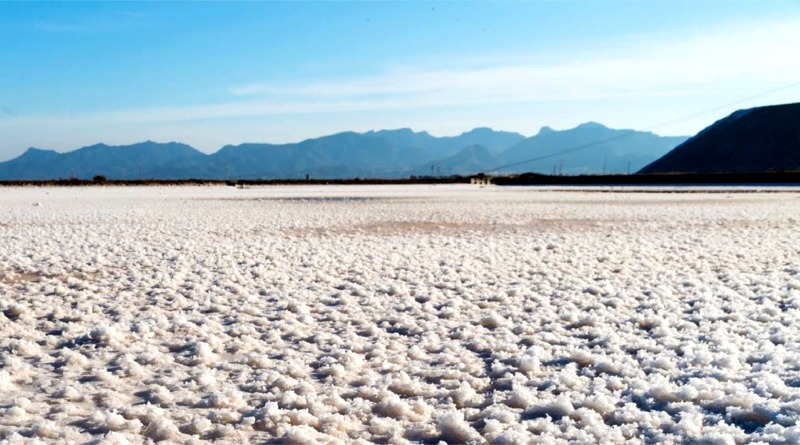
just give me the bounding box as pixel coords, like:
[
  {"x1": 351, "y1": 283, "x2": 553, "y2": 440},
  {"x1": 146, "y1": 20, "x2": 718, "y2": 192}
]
[{"x1": 640, "y1": 103, "x2": 800, "y2": 174}]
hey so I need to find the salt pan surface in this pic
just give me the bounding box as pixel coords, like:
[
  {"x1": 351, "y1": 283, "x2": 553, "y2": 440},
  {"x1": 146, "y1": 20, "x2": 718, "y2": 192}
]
[{"x1": 1, "y1": 184, "x2": 800, "y2": 444}]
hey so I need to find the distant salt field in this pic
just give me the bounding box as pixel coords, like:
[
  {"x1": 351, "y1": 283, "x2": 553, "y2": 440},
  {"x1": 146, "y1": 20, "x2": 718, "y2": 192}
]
[{"x1": 2, "y1": 184, "x2": 800, "y2": 444}]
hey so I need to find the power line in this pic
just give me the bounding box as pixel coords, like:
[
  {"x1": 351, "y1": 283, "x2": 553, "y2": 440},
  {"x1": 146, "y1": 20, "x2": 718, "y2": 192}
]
[
  {"x1": 491, "y1": 132, "x2": 634, "y2": 172},
  {"x1": 648, "y1": 80, "x2": 800, "y2": 131},
  {"x1": 489, "y1": 80, "x2": 800, "y2": 173}
]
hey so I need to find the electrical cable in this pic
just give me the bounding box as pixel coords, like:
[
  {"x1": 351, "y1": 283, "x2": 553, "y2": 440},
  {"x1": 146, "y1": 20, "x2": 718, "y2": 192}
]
[{"x1": 489, "y1": 80, "x2": 800, "y2": 173}]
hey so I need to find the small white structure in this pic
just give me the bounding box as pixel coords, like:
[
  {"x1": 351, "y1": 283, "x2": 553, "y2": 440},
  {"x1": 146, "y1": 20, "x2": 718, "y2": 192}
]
[{"x1": 470, "y1": 175, "x2": 491, "y2": 185}]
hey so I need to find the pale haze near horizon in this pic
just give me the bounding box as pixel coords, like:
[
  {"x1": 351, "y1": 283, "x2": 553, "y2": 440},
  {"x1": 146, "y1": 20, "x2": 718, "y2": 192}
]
[{"x1": 1, "y1": 1, "x2": 799, "y2": 161}]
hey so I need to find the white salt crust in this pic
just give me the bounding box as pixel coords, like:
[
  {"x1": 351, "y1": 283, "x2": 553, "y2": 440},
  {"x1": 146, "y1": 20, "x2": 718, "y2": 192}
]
[{"x1": 1, "y1": 184, "x2": 800, "y2": 444}]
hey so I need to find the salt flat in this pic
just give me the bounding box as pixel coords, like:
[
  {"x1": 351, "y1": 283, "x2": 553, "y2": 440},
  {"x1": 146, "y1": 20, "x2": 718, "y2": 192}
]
[{"x1": 2, "y1": 184, "x2": 800, "y2": 444}]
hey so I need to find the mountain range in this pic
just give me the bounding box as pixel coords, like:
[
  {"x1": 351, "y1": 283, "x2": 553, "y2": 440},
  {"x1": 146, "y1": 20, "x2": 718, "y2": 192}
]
[
  {"x1": 640, "y1": 102, "x2": 800, "y2": 174},
  {"x1": 0, "y1": 124, "x2": 686, "y2": 180}
]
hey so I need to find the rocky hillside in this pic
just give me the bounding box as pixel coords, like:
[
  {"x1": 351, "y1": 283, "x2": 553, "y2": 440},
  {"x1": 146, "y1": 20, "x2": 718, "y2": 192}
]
[{"x1": 640, "y1": 102, "x2": 800, "y2": 174}]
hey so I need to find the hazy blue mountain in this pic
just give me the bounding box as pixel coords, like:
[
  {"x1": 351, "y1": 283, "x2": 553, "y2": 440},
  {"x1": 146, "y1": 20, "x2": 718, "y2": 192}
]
[
  {"x1": 496, "y1": 123, "x2": 687, "y2": 175},
  {"x1": 640, "y1": 102, "x2": 800, "y2": 174},
  {"x1": 0, "y1": 124, "x2": 685, "y2": 179},
  {"x1": 411, "y1": 144, "x2": 500, "y2": 177},
  {"x1": 0, "y1": 128, "x2": 524, "y2": 180},
  {"x1": 0, "y1": 141, "x2": 208, "y2": 180},
  {"x1": 369, "y1": 127, "x2": 524, "y2": 157},
  {"x1": 0, "y1": 148, "x2": 62, "y2": 179},
  {"x1": 442, "y1": 127, "x2": 525, "y2": 154},
  {"x1": 210, "y1": 130, "x2": 437, "y2": 179}
]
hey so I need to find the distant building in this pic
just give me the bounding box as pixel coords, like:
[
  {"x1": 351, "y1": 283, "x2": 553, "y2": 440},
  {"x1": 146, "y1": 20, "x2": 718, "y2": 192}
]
[{"x1": 470, "y1": 173, "x2": 491, "y2": 185}]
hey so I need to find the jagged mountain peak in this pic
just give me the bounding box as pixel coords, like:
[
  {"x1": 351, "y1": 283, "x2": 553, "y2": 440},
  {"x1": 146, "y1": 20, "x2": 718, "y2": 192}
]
[
  {"x1": 576, "y1": 121, "x2": 608, "y2": 130},
  {"x1": 22, "y1": 147, "x2": 57, "y2": 155}
]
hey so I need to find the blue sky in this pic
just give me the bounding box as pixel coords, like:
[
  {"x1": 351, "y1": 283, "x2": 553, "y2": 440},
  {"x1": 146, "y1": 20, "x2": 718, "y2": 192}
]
[{"x1": 1, "y1": 1, "x2": 799, "y2": 160}]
